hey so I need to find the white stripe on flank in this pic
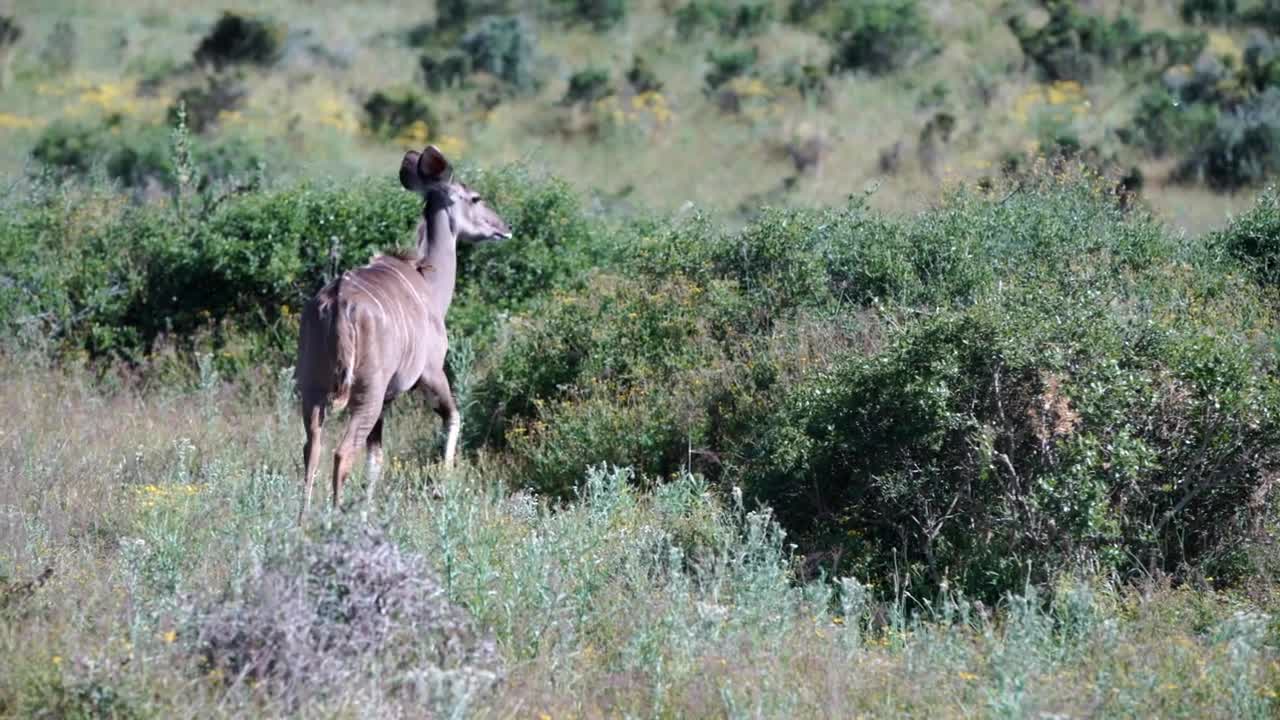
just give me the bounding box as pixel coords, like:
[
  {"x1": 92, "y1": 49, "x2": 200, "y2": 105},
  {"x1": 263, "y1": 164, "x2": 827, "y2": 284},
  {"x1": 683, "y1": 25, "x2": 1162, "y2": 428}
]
[
  {"x1": 386, "y1": 264, "x2": 430, "y2": 317},
  {"x1": 346, "y1": 272, "x2": 407, "y2": 343}
]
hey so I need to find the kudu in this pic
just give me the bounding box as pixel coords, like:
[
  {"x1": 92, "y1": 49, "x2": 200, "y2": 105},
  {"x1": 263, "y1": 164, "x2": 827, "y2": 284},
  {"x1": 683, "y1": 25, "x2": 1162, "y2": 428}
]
[{"x1": 294, "y1": 145, "x2": 512, "y2": 519}]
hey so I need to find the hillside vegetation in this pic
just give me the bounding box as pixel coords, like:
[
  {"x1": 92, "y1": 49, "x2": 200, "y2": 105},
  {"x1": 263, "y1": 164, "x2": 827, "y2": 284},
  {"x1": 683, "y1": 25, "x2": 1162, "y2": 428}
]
[
  {"x1": 6, "y1": 0, "x2": 1280, "y2": 717},
  {"x1": 5, "y1": 0, "x2": 1280, "y2": 231}
]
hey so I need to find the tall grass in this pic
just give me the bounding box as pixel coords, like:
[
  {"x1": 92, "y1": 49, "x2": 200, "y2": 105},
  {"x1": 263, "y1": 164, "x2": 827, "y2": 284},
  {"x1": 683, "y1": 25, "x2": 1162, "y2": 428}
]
[{"x1": 1, "y1": 360, "x2": 1277, "y2": 717}]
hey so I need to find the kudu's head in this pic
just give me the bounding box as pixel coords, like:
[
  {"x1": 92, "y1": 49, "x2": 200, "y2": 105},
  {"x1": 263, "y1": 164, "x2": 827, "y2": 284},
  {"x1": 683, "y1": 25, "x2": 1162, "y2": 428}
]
[{"x1": 400, "y1": 145, "x2": 512, "y2": 243}]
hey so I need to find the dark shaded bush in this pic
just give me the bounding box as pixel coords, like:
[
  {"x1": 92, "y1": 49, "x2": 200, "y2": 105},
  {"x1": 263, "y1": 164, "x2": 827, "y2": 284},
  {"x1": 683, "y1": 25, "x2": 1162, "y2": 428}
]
[
  {"x1": 420, "y1": 51, "x2": 472, "y2": 91},
  {"x1": 460, "y1": 16, "x2": 538, "y2": 92},
  {"x1": 190, "y1": 525, "x2": 500, "y2": 709},
  {"x1": 1125, "y1": 86, "x2": 1220, "y2": 157},
  {"x1": 745, "y1": 289, "x2": 1278, "y2": 597},
  {"x1": 194, "y1": 12, "x2": 283, "y2": 69},
  {"x1": 1181, "y1": 0, "x2": 1238, "y2": 23},
  {"x1": 435, "y1": 0, "x2": 513, "y2": 31},
  {"x1": 0, "y1": 15, "x2": 21, "y2": 89},
  {"x1": 552, "y1": 0, "x2": 627, "y2": 30},
  {"x1": 470, "y1": 168, "x2": 1279, "y2": 600},
  {"x1": 362, "y1": 88, "x2": 437, "y2": 137},
  {"x1": 1212, "y1": 185, "x2": 1280, "y2": 285},
  {"x1": 704, "y1": 46, "x2": 758, "y2": 91},
  {"x1": 810, "y1": 0, "x2": 935, "y2": 75},
  {"x1": 39, "y1": 19, "x2": 75, "y2": 74},
  {"x1": 0, "y1": 157, "x2": 585, "y2": 370},
  {"x1": 30, "y1": 119, "x2": 264, "y2": 194},
  {"x1": 781, "y1": 60, "x2": 830, "y2": 103},
  {"x1": 168, "y1": 75, "x2": 246, "y2": 134},
  {"x1": 626, "y1": 56, "x2": 663, "y2": 93},
  {"x1": 1178, "y1": 87, "x2": 1280, "y2": 190},
  {"x1": 1009, "y1": 1, "x2": 1204, "y2": 82},
  {"x1": 562, "y1": 66, "x2": 613, "y2": 104},
  {"x1": 675, "y1": 1, "x2": 773, "y2": 39}
]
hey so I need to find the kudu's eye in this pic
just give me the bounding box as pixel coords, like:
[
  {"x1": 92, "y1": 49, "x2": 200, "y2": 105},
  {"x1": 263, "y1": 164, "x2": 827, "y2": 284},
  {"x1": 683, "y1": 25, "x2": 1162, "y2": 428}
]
[{"x1": 470, "y1": 195, "x2": 482, "y2": 204}]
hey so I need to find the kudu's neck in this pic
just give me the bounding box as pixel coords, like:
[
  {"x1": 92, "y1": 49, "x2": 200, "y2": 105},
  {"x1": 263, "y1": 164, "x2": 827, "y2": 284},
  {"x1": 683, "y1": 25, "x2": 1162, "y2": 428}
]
[{"x1": 416, "y1": 190, "x2": 458, "y2": 316}]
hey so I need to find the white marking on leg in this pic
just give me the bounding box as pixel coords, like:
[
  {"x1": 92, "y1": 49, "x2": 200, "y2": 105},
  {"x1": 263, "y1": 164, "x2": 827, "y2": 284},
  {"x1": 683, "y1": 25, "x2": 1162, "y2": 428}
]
[
  {"x1": 363, "y1": 448, "x2": 383, "y2": 521},
  {"x1": 443, "y1": 413, "x2": 460, "y2": 468}
]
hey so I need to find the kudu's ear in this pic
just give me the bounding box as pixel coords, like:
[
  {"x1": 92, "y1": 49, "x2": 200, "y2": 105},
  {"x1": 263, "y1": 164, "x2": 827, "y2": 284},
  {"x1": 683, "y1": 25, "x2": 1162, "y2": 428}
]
[
  {"x1": 417, "y1": 145, "x2": 452, "y2": 184},
  {"x1": 400, "y1": 150, "x2": 425, "y2": 191}
]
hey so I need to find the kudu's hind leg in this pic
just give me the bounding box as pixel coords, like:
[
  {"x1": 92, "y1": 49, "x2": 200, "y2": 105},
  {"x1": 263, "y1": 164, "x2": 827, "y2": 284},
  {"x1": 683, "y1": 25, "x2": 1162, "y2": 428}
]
[
  {"x1": 332, "y1": 392, "x2": 384, "y2": 512},
  {"x1": 299, "y1": 391, "x2": 327, "y2": 521},
  {"x1": 420, "y1": 370, "x2": 461, "y2": 468},
  {"x1": 362, "y1": 415, "x2": 385, "y2": 520}
]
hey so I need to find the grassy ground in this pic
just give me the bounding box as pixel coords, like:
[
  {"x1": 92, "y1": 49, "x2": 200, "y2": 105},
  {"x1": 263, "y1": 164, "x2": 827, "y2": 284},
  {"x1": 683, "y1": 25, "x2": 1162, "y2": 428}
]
[
  {"x1": 0, "y1": 0, "x2": 1269, "y2": 233},
  {"x1": 2, "y1": 358, "x2": 1278, "y2": 718}
]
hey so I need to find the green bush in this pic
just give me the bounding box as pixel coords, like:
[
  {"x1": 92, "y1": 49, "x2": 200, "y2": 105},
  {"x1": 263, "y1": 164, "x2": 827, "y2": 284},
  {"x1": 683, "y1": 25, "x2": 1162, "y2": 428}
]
[
  {"x1": 420, "y1": 51, "x2": 472, "y2": 91},
  {"x1": 562, "y1": 66, "x2": 613, "y2": 104},
  {"x1": 362, "y1": 88, "x2": 437, "y2": 137},
  {"x1": 1125, "y1": 87, "x2": 1220, "y2": 157},
  {"x1": 626, "y1": 56, "x2": 663, "y2": 93},
  {"x1": 744, "y1": 289, "x2": 1278, "y2": 598},
  {"x1": 817, "y1": 0, "x2": 935, "y2": 75},
  {"x1": 1178, "y1": 87, "x2": 1280, "y2": 190},
  {"x1": 449, "y1": 167, "x2": 604, "y2": 339},
  {"x1": 194, "y1": 12, "x2": 283, "y2": 69},
  {"x1": 704, "y1": 46, "x2": 758, "y2": 91},
  {"x1": 434, "y1": 0, "x2": 513, "y2": 31},
  {"x1": 1212, "y1": 185, "x2": 1280, "y2": 285},
  {"x1": 675, "y1": 1, "x2": 772, "y2": 39},
  {"x1": 1009, "y1": 2, "x2": 1204, "y2": 82},
  {"x1": 1181, "y1": 0, "x2": 1238, "y2": 23},
  {"x1": 460, "y1": 16, "x2": 539, "y2": 92},
  {"x1": 167, "y1": 75, "x2": 246, "y2": 134},
  {"x1": 552, "y1": 0, "x2": 627, "y2": 30},
  {"x1": 30, "y1": 119, "x2": 265, "y2": 194}
]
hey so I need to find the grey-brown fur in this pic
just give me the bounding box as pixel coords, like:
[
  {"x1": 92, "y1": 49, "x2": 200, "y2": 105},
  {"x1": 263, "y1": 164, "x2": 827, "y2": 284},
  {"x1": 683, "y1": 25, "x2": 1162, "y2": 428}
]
[{"x1": 295, "y1": 146, "x2": 511, "y2": 519}]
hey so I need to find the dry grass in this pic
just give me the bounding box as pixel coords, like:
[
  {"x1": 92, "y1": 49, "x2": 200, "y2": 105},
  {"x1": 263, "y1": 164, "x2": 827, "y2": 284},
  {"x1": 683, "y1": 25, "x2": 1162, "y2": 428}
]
[{"x1": 0, "y1": 356, "x2": 1277, "y2": 717}]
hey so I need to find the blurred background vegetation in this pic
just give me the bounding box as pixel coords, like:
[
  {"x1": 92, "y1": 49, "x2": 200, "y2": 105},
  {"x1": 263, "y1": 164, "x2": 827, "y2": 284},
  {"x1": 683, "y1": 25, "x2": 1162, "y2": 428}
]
[{"x1": 6, "y1": 0, "x2": 1280, "y2": 232}]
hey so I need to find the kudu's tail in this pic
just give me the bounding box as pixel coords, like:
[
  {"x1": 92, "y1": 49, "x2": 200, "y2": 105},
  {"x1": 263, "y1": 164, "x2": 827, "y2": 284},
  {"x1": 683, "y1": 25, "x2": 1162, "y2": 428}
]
[{"x1": 331, "y1": 300, "x2": 357, "y2": 412}]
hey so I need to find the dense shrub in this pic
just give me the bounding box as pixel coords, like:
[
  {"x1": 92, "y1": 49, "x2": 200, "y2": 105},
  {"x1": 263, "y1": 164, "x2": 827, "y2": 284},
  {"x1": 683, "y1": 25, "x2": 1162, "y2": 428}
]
[
  {"x1": 29, "y1": 119, "x2": 265, "y2": 195},
  {"x1": 745, "y1": 286, "x2": 1279, "y2": 596},
  {"x1": 40, "y1": 20, "x2": 76, "y2": 74},
  {"x1": 551, "y1": 0, "x2": 627, "y2": 30},
  {"x1": 194, "y1": 12, "x2": 283, "y2": 69},
  {"x1": 1009, "y1": 2, "x2": 1204, "y2": 82},
  {"x1": 0, "y1": 159, "x2": 588, "y2": 369},
  {"x1": 562, "y1": 66, "x2": 613, "y2": 104},
  {"x1": 191, "y1": 524, "x2": 500, "y2": 708},
  {"x1": 449, "y1": 168, "x2": 604, "y2": 338},
  {"x1": 420, "y1": 51, "x2": 472, "y2": 91},
  {"x1": 1125, "y1": 86, "x2": 1220, "y2": 157},
  {"x1": 168, "y1": 76, "x2": 246, "y2": 134},
  {"x1": 815, "y1": 0, "x2": 935, "y2": 75},
  {"x1": 674, "y1": 1, "x2": 773, "y2": 39},
  {"x1": 1212, "y1": 185, "x2": 1280, "y2": 285},
  {"x1": 460, "y1": 16, "x2": 538, "y2": 92},
  {"x1": 1181, "y1": 0, "x2": 1238, "y2": 23},
  {"x1": 0, "y1": 15, "x2": 21, "y2": 89},
  {"x1": 626, "y1": 56, "x2": 663, "y2": 93},
  {"x1": 434, "y1": 0, "x2": 513, "y2": 30},
  {"x1": 468, "y1": 169, "x2": 1280, "y2": 599},
  {"x1": 362, "y1": 88, "x2": 438, "y2": 138},
  {"x1": 704, "y1": 47, "x2": 758, "y2": 91},
  {"x1": 1178, "y1": 87, "x2": 1280, "y2": 189}
]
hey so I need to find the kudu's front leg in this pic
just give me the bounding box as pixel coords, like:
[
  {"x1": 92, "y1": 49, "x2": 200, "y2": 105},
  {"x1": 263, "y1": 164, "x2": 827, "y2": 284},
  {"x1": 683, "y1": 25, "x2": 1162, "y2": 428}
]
[{"x1": 419, "y1": 370, "x2": 460, "y2": 468}]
